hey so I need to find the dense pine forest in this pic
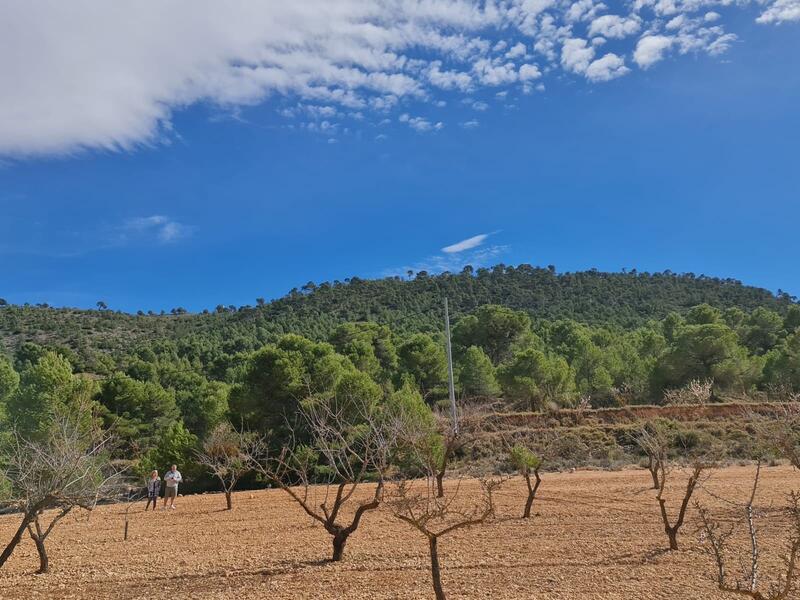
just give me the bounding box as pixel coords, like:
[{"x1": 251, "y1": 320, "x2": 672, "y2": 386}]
[
  {"x1": 0, "y1": 266, "x2": 794, "y2": 370},
  {"x1": 1, "y1": 266, "x2": 798, "y2": 489}
]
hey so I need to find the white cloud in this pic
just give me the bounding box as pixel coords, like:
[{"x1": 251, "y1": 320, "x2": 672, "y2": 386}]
[
  {"x1": 442, "y1": 233, "x2": 489, "y2": 253},
  {"x1": 460, "y1": 119, "x2": 480, "y2": 128},
  {"x1": 588, "y1": 14, "x2": 642, "y2": 38},
  {"x1": 634, "y1": 35, "x2": 675, "y2": 68},
  {"x1": 666, "y1": 15, "x2": 687, "y2": 30},
  {"x1": 757, "y1": 0, "x2": 800, "y2": 23},
  {"x1": 399, "y1": 113, "x2": 443, "y2": 132},
  {"x1": 706, "y1": 33, "x2": 737, "y2": 55},
  {"x1": 505, "y1": 42, "x2": 528, "y2": 59},
  {"x1": 561, "y1": 38, "x2": 596, "y2": 74},
  {"x1": 566, "y1": 0, "x2": 608, "y2": 23},
  {"x1": 585, "y1": 53, "x2": 630, "y2": 81},
  {"x1": 427, "y1": 61, "x2": 473, "y2": 91},
  {"x1": 123, "y1": 215, "x2": 192, "y2": 244},
  {"x1": 472, "y1": 58, "x2": 519, "y2": 85},
  {"x1": 0, "y1": 0, "x2": 793, "y2": 158},
  {"x1": 519, "y1": 63, "x2": 542, "y2": 81}
]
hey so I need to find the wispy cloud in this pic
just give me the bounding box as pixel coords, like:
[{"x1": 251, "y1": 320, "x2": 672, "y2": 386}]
[
  {"x1": 384, "y1": 232, "x2": 508, "y2": 277},
  {"x1": 384, "y1": 244, "x2": 510, "y2": 278},
  {"x1": 0, "y1": 214, "x2": 193, "y2": 258},
  {"x1": 121, "y1": 215, "x2": 192, "y2": 244},
  {"x1": 442, "y1": 233, "x2": 490, "y2": 254}
]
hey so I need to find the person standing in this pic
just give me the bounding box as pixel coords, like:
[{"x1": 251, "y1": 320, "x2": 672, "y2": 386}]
[
  {"x1": 144, "y1": 470, "x2": 161, "y2": 511},
  {"x1": 163, "y1": 464, "x2": 182, "y2": 510}
]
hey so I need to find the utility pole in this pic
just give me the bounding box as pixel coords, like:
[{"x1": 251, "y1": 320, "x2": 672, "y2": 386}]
[{"x1": 444, "y1": 297, "x2": 459, "y2": 435}]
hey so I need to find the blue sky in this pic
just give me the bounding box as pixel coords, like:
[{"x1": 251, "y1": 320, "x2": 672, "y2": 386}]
[{"x1": 0, "y1": 1, "x2": 798, "y2": 313}]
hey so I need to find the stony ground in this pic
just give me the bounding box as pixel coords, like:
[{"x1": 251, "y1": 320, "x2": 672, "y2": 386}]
[{"x1": 0, "y1": 465, "x2": 797, "y2": 599}]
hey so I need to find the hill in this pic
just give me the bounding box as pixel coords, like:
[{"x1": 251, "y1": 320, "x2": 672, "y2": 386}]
[{"x1": 0, "y1": 265, "x2": 794, "y2": 364}]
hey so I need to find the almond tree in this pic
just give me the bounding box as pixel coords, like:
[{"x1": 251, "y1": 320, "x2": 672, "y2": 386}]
[
  {"x1": 509, "y1": 444, "x2": 542, "y2": 519},
  {"x1": 640, "y1": 421, "x2": 715, "y2": 551},
  {"x1": 387, "y1": 417, "x2": 503, "y2": 600},
  {"x1": 0, "y1": 409, "x2": 122, "y2": 573},
  {"x1": 767, "y1": 405, "x2": 800, "y2": 469},
  {"x1": 427, "y1": 404, "x2": 481, "y2": 498},
  {"x1": 696, "y1": 464, "x2": 800, "y2": 600},
  {"x1": 634, "y1": 420, "x2": 671, "y2": 490},
  {"x1": 656, "y1": 457, "x2": 708, "y2": 551},
  {"x1": 248, "y1": 373, "x2": 398, "y2": 562},
  {"x1": 195, "y1": 422, "x2": 263, "y2": 510},
  {"x1": 386, "y1": 477, "x2": 501, "y2": 600}
]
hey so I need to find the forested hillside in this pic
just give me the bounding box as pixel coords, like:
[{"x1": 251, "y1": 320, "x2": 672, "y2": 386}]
[
  {"x1": 1, "y1": 264, "x2": 799, "y2": 492},
  {"x1": 0, "y1": 265, "x2": 794, "y2": 371}
]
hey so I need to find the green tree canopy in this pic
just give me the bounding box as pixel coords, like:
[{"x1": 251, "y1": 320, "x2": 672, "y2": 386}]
[
  {"x1": 452, "y1": 304, "x2": 531, "y2": 364},
  {"x1": 654, "y1": 322, "x2": 760, "y2": 394},
  {"x1": 329, "y1": 322, "x2": 398, "y2": 383},
  {"x1": 497, "y1": 347, "x2": 574, "y2": 411},
  {"x1": 457, "y1": 346, "x2": 500, "y2": 397},
  {"x1": 229, "y1": 334, "x2": 353, "y2": 438},
  {"x1": 6, "y1": 352, "x2": 88, "y2": 437},
  {"x1": 397, "y1": 334, "x2": 447, "y2": 399},
  {"x1": 741, "y1": 307, "x2": 784, "y2": 355},
  {"x1": 95, "y1": 373, "x2": 179, "y2": 453}
]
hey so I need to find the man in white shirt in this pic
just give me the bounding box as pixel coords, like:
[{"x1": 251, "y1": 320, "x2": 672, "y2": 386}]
[{"x1": 163, "y1": 464, "x2": 183, "y2": 510}]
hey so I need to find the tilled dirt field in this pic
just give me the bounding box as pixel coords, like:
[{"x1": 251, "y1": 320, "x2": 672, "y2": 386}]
[{"x1": 0, "y1": 465, "x2": 797, "y2": 599}]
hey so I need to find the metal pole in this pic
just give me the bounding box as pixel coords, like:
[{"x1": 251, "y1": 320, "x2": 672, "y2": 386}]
[{"x1": 444, "y1": 297, "x2": 458, "y2": 435}]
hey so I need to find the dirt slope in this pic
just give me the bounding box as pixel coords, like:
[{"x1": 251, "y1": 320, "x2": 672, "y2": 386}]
[{"x1": 0, "y1": 465, "x2": 797, "y2": 599}]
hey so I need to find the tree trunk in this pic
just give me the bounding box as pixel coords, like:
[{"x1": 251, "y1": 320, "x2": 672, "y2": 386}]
[
  {"x1": 429, "y1": 536, "x2": 446, "y2": 600},
  {"x1": 522, "y1": 469, "x2": 541, "y2": 518},
  {"x1": 667, "y1": 528, "x2": 678, "y2": 551},
  {"x1": 523, "y1": 491, "x2": 535, "y2": 519},
  {"x1": 225, "y1": 491, "x2": 232, "y2": 511},
  {"x1": 436, "y1": 471, "x2": 445, "y2": 499},
  {"x1": 331, "y1": 531, "x2": 348, "y2": 562},
  {"x1": 648, "y1": 457, "x2": 660, "y2": 490},
  {"x1": 32, "y1": 535, "x2": 48, "y2": 574},
  {"x1": 0, "y1": 512, "x2": 34, "y2": 568}
]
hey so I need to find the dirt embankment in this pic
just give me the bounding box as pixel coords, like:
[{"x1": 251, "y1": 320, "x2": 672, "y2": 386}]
[{"x1": 479, "y1": 401, "x2": 792, "y2": 430}]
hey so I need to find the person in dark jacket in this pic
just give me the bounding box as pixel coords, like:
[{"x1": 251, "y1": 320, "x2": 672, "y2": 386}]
[{"x1": 145, "y1": 470, "x2": 161, "y2": 511}]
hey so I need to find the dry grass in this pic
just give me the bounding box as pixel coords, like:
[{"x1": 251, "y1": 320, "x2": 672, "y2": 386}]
[{"x1": 0, "y1": 465, "x2": 797, "y2": 599}]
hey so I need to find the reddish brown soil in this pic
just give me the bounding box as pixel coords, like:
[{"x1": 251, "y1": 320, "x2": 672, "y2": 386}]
[
  {"x1": 482, "y1": 401, "x2": 792, "y2": 429},
  {"x1": 0, "y1": 465, "x2": 797, "y2": 599}
]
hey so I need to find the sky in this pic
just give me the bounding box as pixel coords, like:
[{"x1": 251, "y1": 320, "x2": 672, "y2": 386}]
[{"x1": 0, "y1": 0, "x2": 798, "y2": 313}]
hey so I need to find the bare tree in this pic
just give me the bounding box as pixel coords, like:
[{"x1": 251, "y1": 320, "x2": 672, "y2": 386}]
[
  {"x1": 663, "y1": 379, "x2": 714, "y2": 405},
  {"x1": 433, "y1": 424, "x2": 458, "y2": 500},
  {"x1": 656, "y1": 456, "x2": 708, "y2": 551},
  {"x1": 696, "y1": 464, "x2": 800, "y2": 600},
  {"x1": 387, "y1": 415, "x2": 504, "y2": 600},
  {"x1": 195, "y1": 422, "x2": 264, "y2": 510},
  {"x1": 248, "y1": 389, "x2": 397, "y2": 562},
  {"x1": 508, "y1": 444, "x2": 542, "y2": 519},
  {"x1": 0, "y1": 410, "x2": 122, "y2": 573},
  {"x1": 386, "y1": 477, "x2": 501, "y2": 600},
  {"x1": 765, "y1": 405, "x2": 800, "y2": 470},
  {"x1": 639, "y1": 420, "x2": 714, "y2": 551},
  {"x1": 574, "y1": 394, "x2": 592, "y2": 424},
  {"x1": 428, "y1": 404, "x2": 482, "y2": 498},
  {"x1": 635, "y1": 420, "x2": 671, "y2": 490}
]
